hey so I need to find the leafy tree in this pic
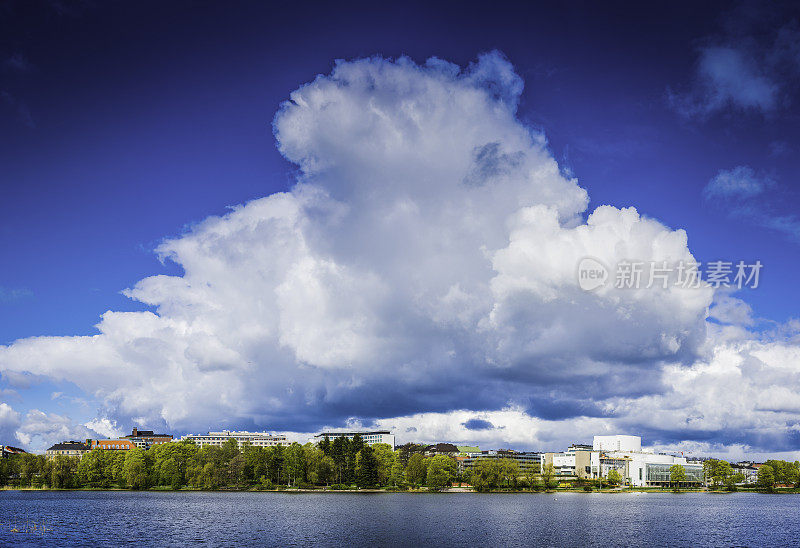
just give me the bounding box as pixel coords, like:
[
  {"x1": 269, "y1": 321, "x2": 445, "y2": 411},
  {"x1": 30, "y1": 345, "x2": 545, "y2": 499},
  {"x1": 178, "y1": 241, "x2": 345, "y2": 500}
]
[
  {"x1": 669, "y1": 464, "x2": 686, "y2": 490},
  {"x1": 541, "y1": 463, "x2": 557, "y2": 489},
  {"x1": 356, "y1": 446, "x2": 379, "y2": 488},
  {"x1": 160, "y1": 457, "x2": 182, "y2": 489},
  {"x1": 758, "y1": 465, "x2": 775, "y2": 491},
  {"x1": 283, "y1": 443, "x2": 305, "y2": 486},
  {"x1": 318, "y1": 455, "x2": 335, "y2": 486},
  {"x1": 607, "y1": 468, "x2": 623, "y2": 486},
  {"x1": 124, "y1": 448, "x2": 148, "y2": 490},
  {"x1": 703, "y1": 459, "x2": 731, "y2": 489},
  {"x1": 725, "y1": 472, "x2": 745, "y2": 491},
  {"x1": 406, "y1": 453, "x2": 427, "y2": 487},
  {"x1": 426, "y1": 456, "x2": 456, "y2": 490},
  {"x1": 372, "y1": 443, "x2": 396, "y2": 487},
  {"x1": 318, "y1": 436, "x2": 332, "y2": 456},
  {"x1": 497, "y1": 459, "x2": 519, "y2": 488},
  {"x1": 331, "y1": 437, "x2": 348, "y2": 484}
]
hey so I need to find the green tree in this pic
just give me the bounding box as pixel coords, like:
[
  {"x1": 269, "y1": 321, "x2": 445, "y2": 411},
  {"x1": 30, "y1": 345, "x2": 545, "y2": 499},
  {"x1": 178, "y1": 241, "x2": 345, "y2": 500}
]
[
  {"x1": 541, "y1": 463, "x2": 557, "y2": 489},
  {"x1": 497, "y1": 459, "x2": 519, "y2": 488},
  {"x1": 284, "y1": 443, "x2": 306, "y2": 486},
  {"x1": 77, "y1": 450, "x2": 105, "y2": 486},
  {"x1": 607, "y1": 468, "x2": 623, "y2": 486},
  {"x1": 406, "y1": 453, "x2": 427, "y2": 487},
  {"x1": 160, "y1": 457, "x2": 182, "y2": 489},
  {"x1": 356, "y1": 446, "x2": 379, "y2": 488},
  {"x1": 331, "y1": 437, "x2": 348, "y2": 484},
  {"x1": 726, "y1": 472, "x2": 745, "y2": 491},
  {"x1": 758, "y1": 465, "x2": 775, "y2": 491},
  {"x1": 426, "y1": 456, "x2": 457, "y2": 491},
  {"x1": 372, "y1": 443, "x2": 396, "y2": 487},
  {"x1": 124, "y1": 448, "x2": 148, "y2": 490},
  {"x1": 669, "y1": 464, "x2": 686, "y2": 490}
]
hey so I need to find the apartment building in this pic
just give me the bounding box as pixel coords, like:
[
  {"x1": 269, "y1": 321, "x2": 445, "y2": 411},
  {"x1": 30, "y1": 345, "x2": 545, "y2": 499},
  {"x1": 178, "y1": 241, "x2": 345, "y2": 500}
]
[{"x1": 182, "y1": 430, "x2": 290, "y2": 449}]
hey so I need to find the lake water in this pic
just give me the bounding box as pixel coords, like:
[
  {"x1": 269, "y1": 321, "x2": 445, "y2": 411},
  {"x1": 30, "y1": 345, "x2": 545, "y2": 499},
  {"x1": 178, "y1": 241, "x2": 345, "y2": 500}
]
[{"x1": 1, "y1": 490, "x2": 798, "y2": 546}]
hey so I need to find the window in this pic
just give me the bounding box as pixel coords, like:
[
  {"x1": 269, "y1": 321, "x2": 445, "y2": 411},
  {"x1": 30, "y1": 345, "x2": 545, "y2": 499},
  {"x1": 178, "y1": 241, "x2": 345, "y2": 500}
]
[{"x1": 639, "y1": 468, "x2": 642, "y2": 481}]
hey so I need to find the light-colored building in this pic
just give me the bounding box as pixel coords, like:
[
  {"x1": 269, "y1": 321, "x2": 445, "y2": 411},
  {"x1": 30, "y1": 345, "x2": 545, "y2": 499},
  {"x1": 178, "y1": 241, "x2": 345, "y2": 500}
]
[
  {"x1": 544, "y1": 435, "x2": 704, "y2": 487},
  {"x1": 458, "y1": 449, "x2": 542, "y2": 475},
  {"x1": 182, "y1": 430, "x2": 290, "y2": 449},
  {"x1": 124, "y1": 428, "x2": 173, "y2": 448},
  {"x1": 45, "y1": 441, "x2": 91, "y2": 459},
  {"x1": 312, "y1": 430, "x2": 395, "y2": 448},
  {"x1": 731, "y1": 462, "x2": 759, "y2": 484}
]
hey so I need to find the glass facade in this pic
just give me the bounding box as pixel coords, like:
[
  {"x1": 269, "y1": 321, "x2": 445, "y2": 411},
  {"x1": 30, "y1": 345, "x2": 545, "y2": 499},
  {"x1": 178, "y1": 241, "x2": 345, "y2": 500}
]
[{"x1": 645, "y1": 463, "x2": 704, "y2": 484}]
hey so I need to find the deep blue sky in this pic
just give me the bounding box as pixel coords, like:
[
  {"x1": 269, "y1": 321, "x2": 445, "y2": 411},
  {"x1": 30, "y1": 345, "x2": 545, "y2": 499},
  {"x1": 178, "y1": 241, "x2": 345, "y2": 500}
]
[
  {"x1": 2, "y1": 1, "x2": 800, "y2": 451},
  {"x1": 3, "y1": 1, "x2": 797, "y2": 345}
]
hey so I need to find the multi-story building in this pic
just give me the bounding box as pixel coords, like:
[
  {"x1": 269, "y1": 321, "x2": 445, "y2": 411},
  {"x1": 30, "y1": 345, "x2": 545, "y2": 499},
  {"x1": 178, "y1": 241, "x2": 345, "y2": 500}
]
[
  {"x1": 45, "y1": 441, "x2": 91, "y2": 459},
  {"x1": 544, "y1": 435, "x2": 704, "y2": 487},
  {"x1": 423, "y1": 443, "x2": 460, "y2": 457},
  {"x1": 312, "y1": 430, "x2": 395, "y2": 448},
  {"x1": 90, "y1": 438, "x2": 137, "y2": 451},
  {"x1": 182, "y1": 430, "x2": 290, "y2": 449},
  {"x1": 458, "y1": 449, "x2": 542, "y2": 475},
  {"x1": 123, "y1": 428, "x2": 173, "y2": 448},
  {"x1": 731, "y1": 462, "x2": 759, "y2": 484}
]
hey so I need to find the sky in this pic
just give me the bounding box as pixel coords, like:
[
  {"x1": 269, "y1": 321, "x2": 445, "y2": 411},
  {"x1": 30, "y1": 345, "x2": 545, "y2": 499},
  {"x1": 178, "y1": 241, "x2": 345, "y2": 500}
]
[{"x1": 2, "y1": 0, "x2": 800, "y2": 458}]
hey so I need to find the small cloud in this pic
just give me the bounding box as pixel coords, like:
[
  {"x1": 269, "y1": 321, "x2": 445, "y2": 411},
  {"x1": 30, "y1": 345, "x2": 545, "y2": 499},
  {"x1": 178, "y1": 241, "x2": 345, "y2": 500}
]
[
  {"x1": 3, "y1": 53, "x2": 33, "y2": 73},
  {"x1": 462, "y1": 418, "x2": 495, "y2": 431},
  {"x1": 0, "y1": 286, "x2": 33, "y2": 303},
  {"x1": 703, "y1": 166, "x2": 771, "y2": 201},
  {"x1": 669, "y1": 15, "x2": 800, "y2": 119},
  {"x1": 703, "y1": 165, "x2": 800, "y2": 243},
  {"x1": 769, "y1": 141, "x2": 790, "y2": 157}
]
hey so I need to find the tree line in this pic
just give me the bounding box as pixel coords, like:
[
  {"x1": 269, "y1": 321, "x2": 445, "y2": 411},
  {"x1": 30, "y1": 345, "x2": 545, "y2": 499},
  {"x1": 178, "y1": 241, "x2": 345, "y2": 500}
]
[
  {"x1": 702, "y1": 458, "x2": 800, "y2": 491},
  {"x1": 3, "y1": 441, "x2": 797, "y2": 492},
  {"x1": 0, "y1": 437, "x2": 520, "y2": 491}
]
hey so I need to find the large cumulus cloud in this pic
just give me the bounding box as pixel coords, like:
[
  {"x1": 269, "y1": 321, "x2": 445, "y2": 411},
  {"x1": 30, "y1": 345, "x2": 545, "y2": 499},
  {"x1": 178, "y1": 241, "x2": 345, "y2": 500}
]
[{"x1": 0, "y1": 52, "x2": 794, "y2": 454}]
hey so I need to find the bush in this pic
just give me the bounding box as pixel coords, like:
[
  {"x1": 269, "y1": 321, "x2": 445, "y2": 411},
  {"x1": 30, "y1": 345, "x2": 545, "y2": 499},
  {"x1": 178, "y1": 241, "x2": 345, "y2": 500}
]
[{"x1": 583, "y1": 485, "x2": 593, "y2": 492}]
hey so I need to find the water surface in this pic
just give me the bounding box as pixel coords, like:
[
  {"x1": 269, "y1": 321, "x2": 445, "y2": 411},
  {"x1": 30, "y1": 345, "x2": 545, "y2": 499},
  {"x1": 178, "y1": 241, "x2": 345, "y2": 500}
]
[{"x1": 1, "y1": 490, "x2": 797, "y2": 546}]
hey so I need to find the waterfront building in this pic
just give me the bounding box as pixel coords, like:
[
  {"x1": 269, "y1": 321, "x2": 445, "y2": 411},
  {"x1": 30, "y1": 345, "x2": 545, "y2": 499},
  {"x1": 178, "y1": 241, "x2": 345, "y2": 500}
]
[
  {"x1": 312, "y1": 430, "x2": 395, "y2": 448},
  {"x1": 45, "y1": 441, "x2": 91, "y2": 459},
  {"x1": 544, "y1": 435, "x2": 704, "y2": 487},
  {"x1": 123, "y1": 428, "x2": 173, "y2": 448},
  {"x1": 731, "y1": 462, "x2": 759, "y2": 484},
  {"x1": 182, "y1": 430, "x2": 290, "y2": 449},
  {"x1": 423, "y1": 443, "x2": 460, "y2": 457},
  {"x1": 90, "y1": 438, "x2": 137, "y2": 451},
  {"x1": 458, "y1": 449, "x2": 542, "y2": 475}
]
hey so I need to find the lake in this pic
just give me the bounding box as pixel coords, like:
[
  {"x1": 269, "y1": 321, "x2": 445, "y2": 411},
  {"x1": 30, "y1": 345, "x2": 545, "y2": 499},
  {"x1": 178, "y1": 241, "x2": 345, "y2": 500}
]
[{"x1": 1, "y1": 490, "x2": 798, "y2": 546}]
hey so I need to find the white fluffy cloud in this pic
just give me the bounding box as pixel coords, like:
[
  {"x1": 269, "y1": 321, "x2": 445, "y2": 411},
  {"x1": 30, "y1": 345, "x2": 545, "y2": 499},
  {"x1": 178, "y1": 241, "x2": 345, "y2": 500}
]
[
  {"x1": 0, "y1": 402, "x2": 21, "y2": 445},
  {"x1": 15, "y1": 409, "x2": 102, "y2": 452},
  {"x1": 0, "y1": 52, "x2": 797, "y2": 455}
]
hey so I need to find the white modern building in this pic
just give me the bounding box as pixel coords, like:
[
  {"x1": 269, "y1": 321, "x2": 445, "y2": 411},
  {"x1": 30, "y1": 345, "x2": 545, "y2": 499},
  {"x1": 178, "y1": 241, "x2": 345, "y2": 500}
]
[
  {"x1": 181, "y1": 430, "x2": 290, "y2": 449},
  {"x1": 545, "y1": 435, "x2": 704, "y2": 487},
  {"x1": 312, "y1": 430, "x2": 395, "y2": 448}
]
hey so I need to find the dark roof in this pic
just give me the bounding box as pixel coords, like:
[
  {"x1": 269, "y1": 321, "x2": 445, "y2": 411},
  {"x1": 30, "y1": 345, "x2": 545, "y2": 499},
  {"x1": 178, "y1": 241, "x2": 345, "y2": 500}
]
[
  {"x1": 314, "y1": 431, "x2": 390, "y2": 437},
  {"x1": 425, "y1": 443, "x2": 459, "y2": 453},
  {"x1": 1, "y1": 446, "x2": 26, "y2": 454},
  {"x1": 46, "y1": 442, "x2": 90, "y2": 451}
]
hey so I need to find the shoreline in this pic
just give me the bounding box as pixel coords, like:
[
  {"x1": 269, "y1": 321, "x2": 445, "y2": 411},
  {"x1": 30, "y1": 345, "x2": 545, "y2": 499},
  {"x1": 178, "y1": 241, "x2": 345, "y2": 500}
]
[{"x1": 3, "y1": 486, "x2": 797, "y2": 495}]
